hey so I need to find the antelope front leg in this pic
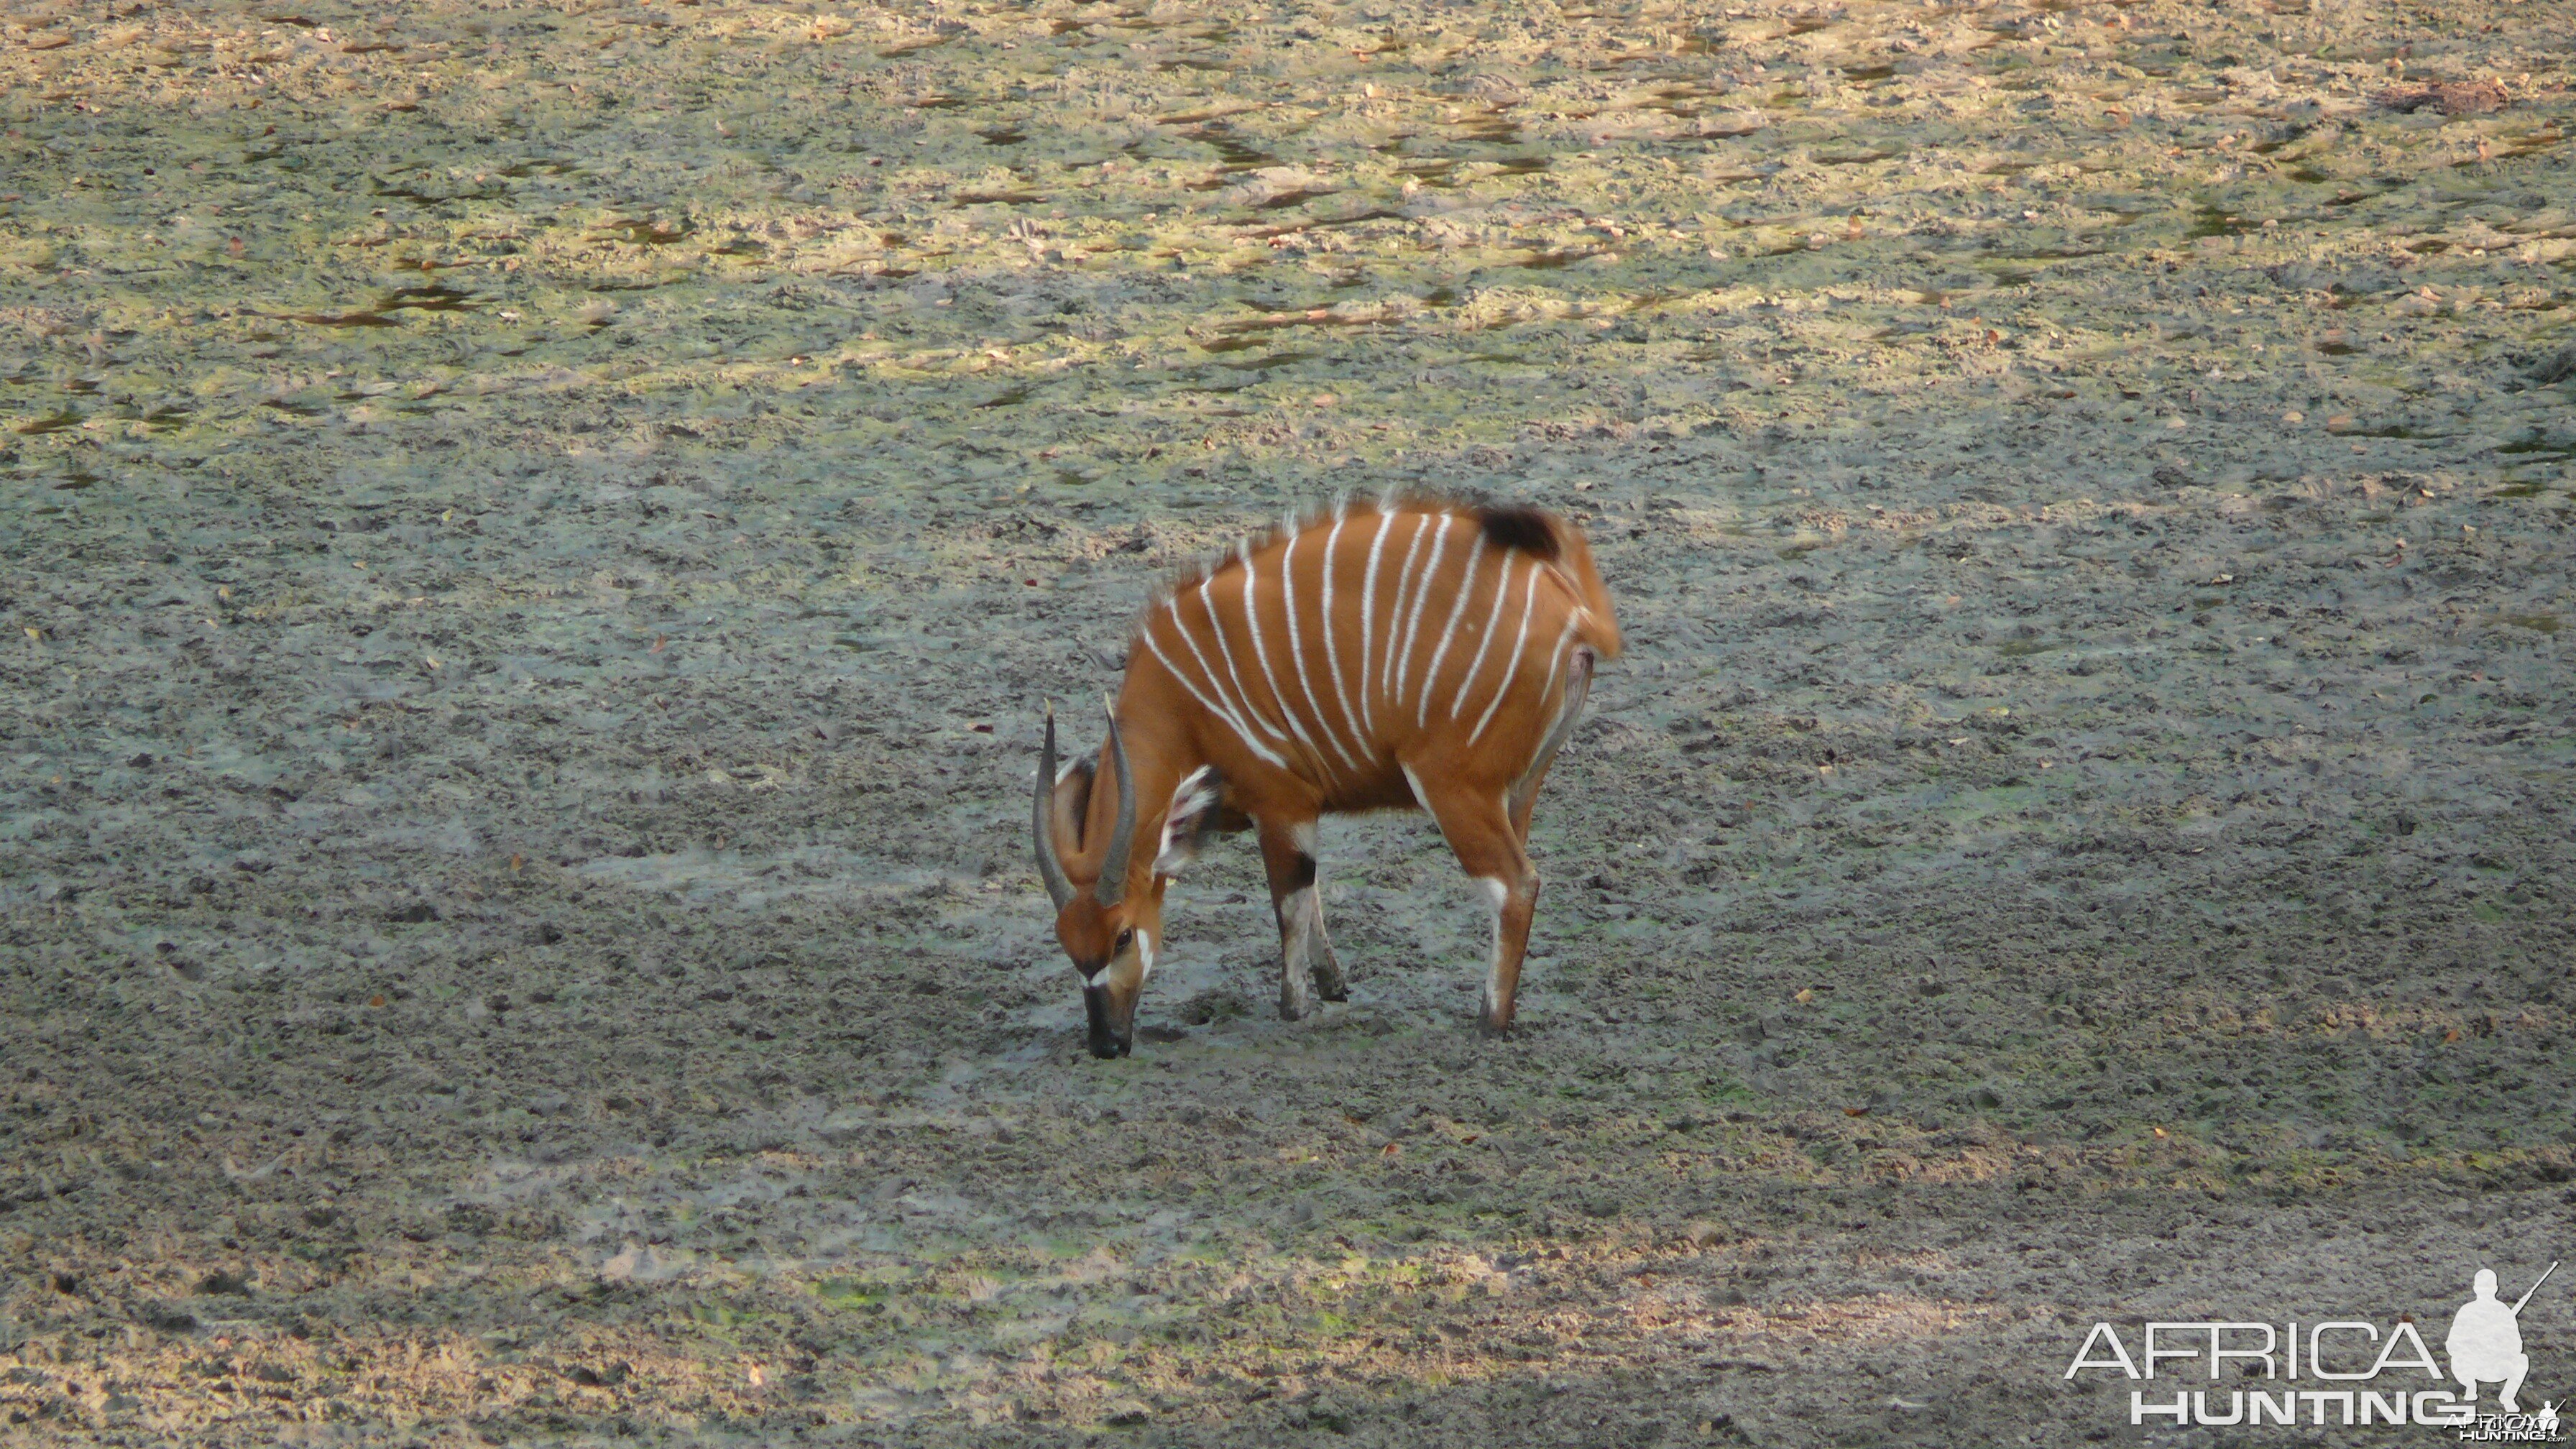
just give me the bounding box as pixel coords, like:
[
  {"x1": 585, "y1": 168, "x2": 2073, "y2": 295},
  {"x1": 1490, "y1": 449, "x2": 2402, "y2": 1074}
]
[
  {"x1": 1258, "y1": 817, "x2": 1345, "y2": 1019},
  {"x1": 1408, "y1": 770, "x2": 1538, "y2": 1034}
]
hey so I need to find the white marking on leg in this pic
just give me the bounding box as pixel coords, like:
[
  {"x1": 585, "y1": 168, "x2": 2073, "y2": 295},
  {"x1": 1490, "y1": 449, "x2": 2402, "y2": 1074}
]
[
  {"x1": 1415, "y1": 535, "x2": 1486, "y2": 727},
  {"x1": 1315, "y1": 509, "x2": 1370, "y2": 769},
  {"x1": 1379, "y1": 512, "x2": 1435, "y2": 697},
  {"x1": 1474, "y1": 875, "x2": 1509, "y2": 1010},
  {"x1": 1282, "y1": 887, "x2": 1319, "y2": 939},
  {"x1": 1449, "y1": 556, "x2": 1522, "y2": 720},
  {"x1": 1464, "y1": 566, "x2": 1543, "y2": 748},
  {"x1": 1197, "y1": 578, "x2": 1287, "y2": 746},
  {"x1": 1390, "y1": 515, "x2": 1454, "y2": 720},
  {"x1": 1288, "y1": 819, "x2": 1317, "y2": 855},
  {"x1": 1279, "y1": 886, "x2": 1321, "y2": 1013},
  {"x1": 1280, "y1": 528, "x2": 1361, "y2": 778},
  {"x1": 1355, "y1": 509, "x2": 1398, "y2": 735}
]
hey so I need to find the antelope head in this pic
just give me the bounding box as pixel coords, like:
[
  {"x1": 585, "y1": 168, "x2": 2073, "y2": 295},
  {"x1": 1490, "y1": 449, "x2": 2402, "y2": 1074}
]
[{"x1": 1032, "y1": 702, "x2": 1220, "y2": 1058}]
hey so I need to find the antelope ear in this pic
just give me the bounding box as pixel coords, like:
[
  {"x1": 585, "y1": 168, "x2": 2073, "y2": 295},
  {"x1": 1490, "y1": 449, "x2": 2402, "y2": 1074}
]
[
  {"x1": 1152, "y1": 766, "x2": 1223, "y2": 878},
  {"x1": 1050, "y1": 757, "x2": 1096, "y2": 869}
]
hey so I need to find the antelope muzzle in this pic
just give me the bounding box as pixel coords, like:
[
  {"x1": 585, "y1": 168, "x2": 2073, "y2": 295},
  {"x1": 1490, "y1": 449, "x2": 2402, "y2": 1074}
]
[{"x1": 1082, "y1": 983, "x2": 1133, "y2": 1059}]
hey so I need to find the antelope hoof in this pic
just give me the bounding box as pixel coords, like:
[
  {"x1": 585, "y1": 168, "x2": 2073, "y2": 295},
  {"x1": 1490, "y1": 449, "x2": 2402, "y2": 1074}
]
[
  {"x1": 1478, "y1": 998, "x2": 1517, "y2": 1036},
  {"x1": 1310, "y1": 944, "x2": 1348, "y2": 1003},
  {"x1": 1279, "y1": 977, "x2": 1319, "y2": 1021}
]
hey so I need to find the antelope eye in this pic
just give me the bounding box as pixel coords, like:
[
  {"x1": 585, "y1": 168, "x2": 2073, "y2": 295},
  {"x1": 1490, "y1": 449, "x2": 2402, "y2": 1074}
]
[{"x1": 1114, "y1": 928, "x2": 1135, "y2": 953}]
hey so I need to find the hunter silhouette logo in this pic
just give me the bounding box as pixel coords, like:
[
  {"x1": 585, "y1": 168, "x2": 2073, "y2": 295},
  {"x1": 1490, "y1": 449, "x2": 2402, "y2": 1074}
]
[
  {"x1": 2452, "y1": 1264, "x2": 2554, "y2": 1414},
  {"x1": 2062, "y1": 1261, "x2": 2562, "y2": 1438}
]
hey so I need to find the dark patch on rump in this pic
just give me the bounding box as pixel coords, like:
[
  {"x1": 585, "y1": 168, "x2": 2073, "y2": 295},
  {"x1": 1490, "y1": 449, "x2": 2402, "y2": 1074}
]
[{"x1": 1478, "y1": 505, "x2": 1560, "y2": 561}]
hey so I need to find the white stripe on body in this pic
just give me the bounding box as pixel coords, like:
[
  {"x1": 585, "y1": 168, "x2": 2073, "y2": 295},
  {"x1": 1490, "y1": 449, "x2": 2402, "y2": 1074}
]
[
  {"x1": 1449, "y1": 555, "x2": 1522, "y2": 721},
  {"x1": 1354, "y1": 510, "x2": 1399, "y2": 736},
  {"x1": 1279, "y1": 528, "x2": 1363, "y2": 778},
  {"x1": 1240, "y1": 541, "x2": 1332, "y2": 781},
  {"x1": 1535, "y1": 612, "x2": 1584, "y2": 708},
  {"x1": 1379, "y1": 513, "x2": 1436, "y2": 699},
  {"x1": 1190, "y1": 582, "x2": 1298, "y2": 748},
  {"x1": 1137, "y1": 616, "x2": 1289, "y2": 769},
  {"x1": 1200, "y1": 569, "x2": 1288, "y2": 737},
  {"x1": 1315, "y1": 507, "x2": 1371, "y2": 769},
  {"x1": 1390, "y1": 515, "x2": 1455, "y2": 722},
  {"x1": 1416, "y1": 535, "x2": 1487, "y2": 727},
  {"x1": 1163, "y1": 595, "x2": 1261, "y2": 739},
  {"x1": 1465, "y1": 563, "x2": 1544, "y2": 748}
]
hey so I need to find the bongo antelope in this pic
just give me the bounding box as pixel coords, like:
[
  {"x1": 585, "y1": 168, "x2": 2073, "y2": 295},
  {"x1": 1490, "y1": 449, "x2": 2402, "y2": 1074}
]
[{"x1": 1032, "y1": 496, "x2": 1621, "y2": 1057}]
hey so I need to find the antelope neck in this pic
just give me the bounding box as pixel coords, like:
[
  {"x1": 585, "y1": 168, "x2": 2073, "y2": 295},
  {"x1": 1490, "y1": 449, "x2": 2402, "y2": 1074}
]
[{"x1": 1084, "y1": 709, "x2": 1200, "y2": 895}]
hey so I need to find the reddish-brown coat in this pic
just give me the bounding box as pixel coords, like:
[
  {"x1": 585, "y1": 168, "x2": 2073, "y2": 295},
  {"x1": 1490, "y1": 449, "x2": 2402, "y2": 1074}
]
[{"x1": 1036, "y1": 497, "x2": 1619, "y2": 1054}]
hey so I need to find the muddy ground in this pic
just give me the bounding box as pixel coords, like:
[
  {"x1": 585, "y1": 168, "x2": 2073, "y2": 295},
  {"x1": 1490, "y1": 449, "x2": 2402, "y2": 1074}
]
[{"x1": 2, "y1": 0, "x2": 2573, "y2": 1443}]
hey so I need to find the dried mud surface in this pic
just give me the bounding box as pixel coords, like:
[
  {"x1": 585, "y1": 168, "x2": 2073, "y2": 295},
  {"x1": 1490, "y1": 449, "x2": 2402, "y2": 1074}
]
[{"x1": 3, "y1": 0, "x2": 2574, "y2": 1444}]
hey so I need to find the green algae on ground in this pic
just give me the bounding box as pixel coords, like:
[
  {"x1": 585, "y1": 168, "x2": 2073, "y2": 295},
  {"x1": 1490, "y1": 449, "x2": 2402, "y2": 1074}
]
[{"x1": 1, "y1": 0, "x2": 2572, "y2": 1444}]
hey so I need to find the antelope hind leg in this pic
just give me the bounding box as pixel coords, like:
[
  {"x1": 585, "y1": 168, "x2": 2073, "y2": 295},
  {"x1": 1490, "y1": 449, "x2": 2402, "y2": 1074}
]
[
  {"x1": 1259, "y1": 818, "x2": 1344, "y2": 1018},
  {"x1": 1507, "y1": 650, "x2": 1592, "y2": 841},
  {"x1": 1407, "y1": 768, "x2": 1538, "y2": 1034}
]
